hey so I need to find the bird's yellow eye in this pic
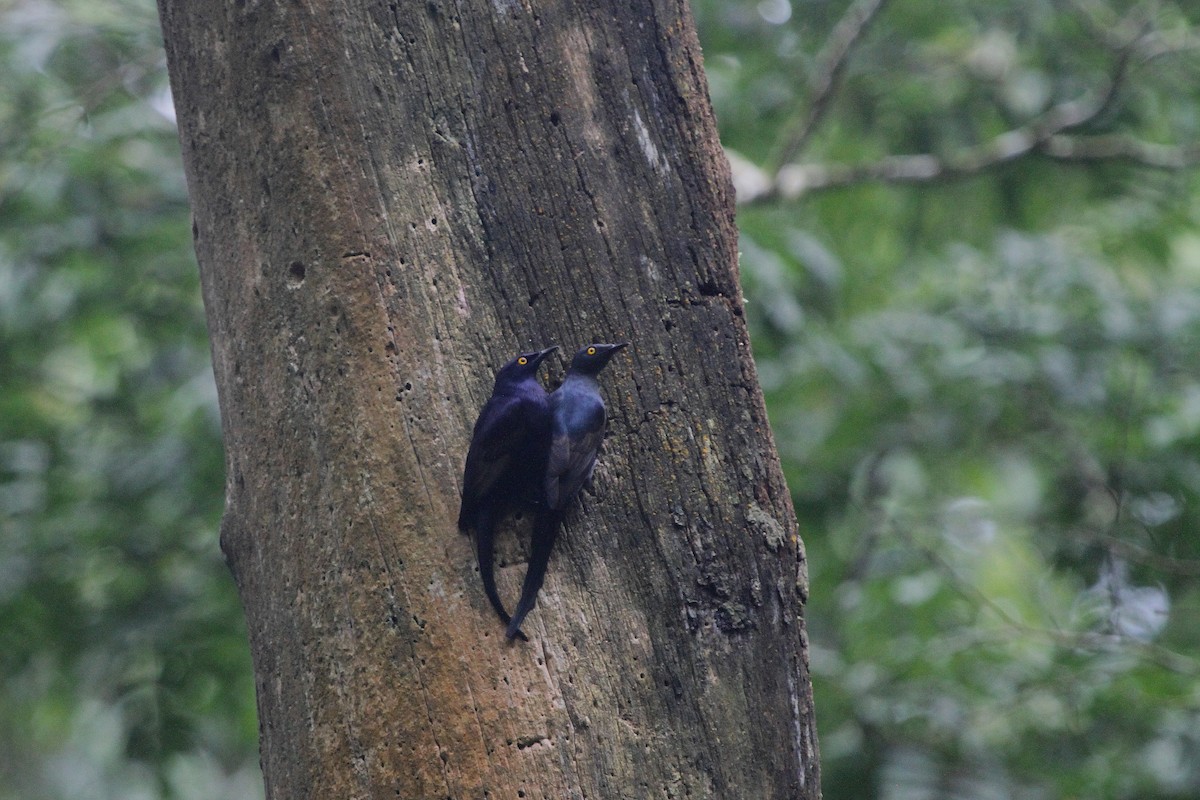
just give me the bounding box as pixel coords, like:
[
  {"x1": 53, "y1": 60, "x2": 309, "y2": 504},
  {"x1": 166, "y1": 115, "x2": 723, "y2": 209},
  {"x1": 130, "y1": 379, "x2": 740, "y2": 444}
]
[
  {"x1": 518, "y1": 357, "x2": 528, "y2": 365},
  {"x1": 586, "y1": 347, "x2": 596, "y2": 355}
]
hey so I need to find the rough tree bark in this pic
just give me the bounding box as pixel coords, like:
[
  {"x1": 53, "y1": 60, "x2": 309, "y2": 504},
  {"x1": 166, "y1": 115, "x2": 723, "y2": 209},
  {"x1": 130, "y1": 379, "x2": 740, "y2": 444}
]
[{"x1": 158, "y1": 0, "x2": 820, "y2": 797}]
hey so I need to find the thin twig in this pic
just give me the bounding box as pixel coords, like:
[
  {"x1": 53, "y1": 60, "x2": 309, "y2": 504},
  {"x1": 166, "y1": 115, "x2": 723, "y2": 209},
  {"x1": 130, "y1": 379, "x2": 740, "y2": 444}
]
[
  {"x1": 1077, "y1": 529, "x2": 1200, "y2": 576},
  {"x1": 1066, "y1": 0, "x2": 1146, "y2": 53},
  {"x1": 1071, "y1": 0, "x2": 1200, "y2": 61},
  {"x1": 1139, "y1": 28, "x2": 1200, "y2": 61},
  {"x1": 766, "y1": 0, "x2": 891, "y2": 173}
]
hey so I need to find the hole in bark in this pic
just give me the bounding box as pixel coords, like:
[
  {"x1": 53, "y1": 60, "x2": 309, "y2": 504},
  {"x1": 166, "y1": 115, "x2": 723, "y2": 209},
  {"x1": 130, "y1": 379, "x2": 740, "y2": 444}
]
[
  {"x1": 549, "y1": 111, "x2": 561, "y2": 126},
  {"x1": 270, "y1": 43, "x2": 282, "y2": 63},
  {"x1": 287, "y1": 261, "x2": 306, "y2": 286},
  {"x1": 698, "y1": 280, "x2": 721, "y2": 296}
]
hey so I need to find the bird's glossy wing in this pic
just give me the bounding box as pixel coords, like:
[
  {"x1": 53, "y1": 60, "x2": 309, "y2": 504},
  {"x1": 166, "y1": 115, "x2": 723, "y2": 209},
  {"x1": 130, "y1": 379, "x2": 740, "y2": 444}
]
[
  {"x1": 459, "y1": 395, "x2": 528, "y2": 524},
  {"x1": 544, "y1": 405, "x2": 606, "y2": 511}
]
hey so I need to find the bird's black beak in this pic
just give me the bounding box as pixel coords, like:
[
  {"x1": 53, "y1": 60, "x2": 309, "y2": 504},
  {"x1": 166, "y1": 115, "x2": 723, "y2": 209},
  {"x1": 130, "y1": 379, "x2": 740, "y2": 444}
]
[
  {"x1": 596, "y1": 342, "x2": 629, "y2": 364},
  {"x1": 532, "y1": 345, "x2": 559, "y2": 366}
]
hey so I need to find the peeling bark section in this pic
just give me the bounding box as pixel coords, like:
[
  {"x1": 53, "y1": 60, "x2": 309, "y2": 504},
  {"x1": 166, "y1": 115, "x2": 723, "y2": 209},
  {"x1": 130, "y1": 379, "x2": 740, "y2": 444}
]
[{"x1": 159, "y1": 0, "x2": 820, "y2": 797}]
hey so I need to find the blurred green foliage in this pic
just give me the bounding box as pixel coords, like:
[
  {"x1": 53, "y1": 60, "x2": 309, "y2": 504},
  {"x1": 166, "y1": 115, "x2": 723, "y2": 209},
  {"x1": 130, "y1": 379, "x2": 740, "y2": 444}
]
[
  {"x1": 0, "y1": 1, "x2": 258, "y2": 798},
  {"x1": 696, "y1": 0, "x2": 1200, "y2": 797},
  {"x1": 4, "y1": 0, "x2": 1199, "y2": 798}
]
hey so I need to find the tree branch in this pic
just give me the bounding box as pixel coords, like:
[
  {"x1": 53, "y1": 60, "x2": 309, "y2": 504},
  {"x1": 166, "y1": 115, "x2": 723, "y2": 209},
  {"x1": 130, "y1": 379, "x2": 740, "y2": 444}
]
[
  {"x1": 730, "y1": 1, "x2": 1200, "y2": 205},
  {"x1": 730, "y1": 131, "x2": 1200, "y2": 203},
  {"x1": 766, "y1": 0, "x2": 891, "y2": 173},
  {"x1": 1043, "y1": 133, "x2": 1200, "y2": 167},
  {"x1": 732, "y1": 19, "x2": 1198, "y2": 205}
]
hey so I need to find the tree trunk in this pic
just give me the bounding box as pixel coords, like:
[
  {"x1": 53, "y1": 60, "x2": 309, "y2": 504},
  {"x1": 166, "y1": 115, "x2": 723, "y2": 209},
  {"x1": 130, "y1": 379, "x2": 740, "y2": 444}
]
[{"x1": 158, "y1": 0, "x2": 820, "y2": 797}]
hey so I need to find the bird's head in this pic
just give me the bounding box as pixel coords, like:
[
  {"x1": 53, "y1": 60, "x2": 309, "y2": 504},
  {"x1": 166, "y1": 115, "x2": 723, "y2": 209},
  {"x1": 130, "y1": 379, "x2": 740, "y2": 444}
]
[
  {"x1": 568, "y1": 342, "x2": 629, "y2": 375},
  {"x1": 495, "y1": 345, "x2": 558, "y2": 383}
]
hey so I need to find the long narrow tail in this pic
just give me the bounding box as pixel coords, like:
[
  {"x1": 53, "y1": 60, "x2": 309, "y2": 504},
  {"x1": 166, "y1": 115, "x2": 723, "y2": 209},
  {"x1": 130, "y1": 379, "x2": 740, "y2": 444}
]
[
  {"x1": 506, "y1": 509, "x2": 562, "y2": 640},
  {"x1": 475, "y1": 508, "x2": 528, "y2": 642}
]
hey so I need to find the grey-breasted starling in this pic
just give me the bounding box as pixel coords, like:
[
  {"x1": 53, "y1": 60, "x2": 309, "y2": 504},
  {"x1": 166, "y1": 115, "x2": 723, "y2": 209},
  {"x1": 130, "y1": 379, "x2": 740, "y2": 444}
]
[{"x1": 506, "y1": 342, "x2": 629, "y2": 640}]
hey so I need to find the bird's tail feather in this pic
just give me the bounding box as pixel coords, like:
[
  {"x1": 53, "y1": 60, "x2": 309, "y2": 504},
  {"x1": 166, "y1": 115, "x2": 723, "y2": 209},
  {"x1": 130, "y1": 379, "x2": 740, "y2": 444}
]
[
  {"x1": 476, "y1": 509, "x2": 529, "y2": 642},
  {"x1": 506, "y1": 509, "x2": 562, "y2": 640}
]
